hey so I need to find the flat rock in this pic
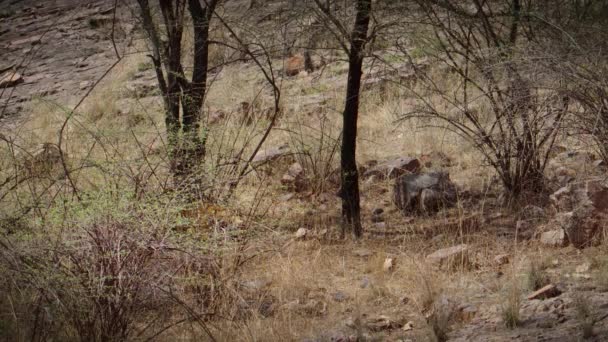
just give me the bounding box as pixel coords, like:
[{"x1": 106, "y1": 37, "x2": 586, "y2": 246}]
[
  {"x1": 540, "y1": 229, "x2": 567, "y2": 247},
  {"x1": 363, "y1": 156, "x2": 421, "y2": 179},
  {"x1": 426, "y1": 244, "x2": 469, "y2": 268},
  {"x1": 575, "y1": 262, "x2": 591, "y2": 273},
  {"x1": 252, "y1": 144, "x2": 291, "y2": 164},
  {"x1": 124, "y1": 79, "x2": 158, "y2": 97},
  {"x1": 0, "y1": 71, "x2": 24, "y2": 88},
  {"x1": 295, "y1": 228, "x2": 308, "y2": 239},
  {"x1": 353, "y1": 249, "x2": 373, "y2": 257}
]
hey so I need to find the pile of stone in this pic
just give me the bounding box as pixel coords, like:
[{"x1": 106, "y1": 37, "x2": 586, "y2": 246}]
[{"x1": 542, "y1": 179, "x2": 608, "y2": 248}]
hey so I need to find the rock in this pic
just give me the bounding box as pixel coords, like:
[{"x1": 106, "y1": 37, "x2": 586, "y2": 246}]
[
  {"x1": 587, "y1": 180, "x2": 608, "y2": 212},
  {"x1": 360, "y1": 276, "x2": 370, "y2": 288},
  {"x1": 540, "y1": 229, "x2": 567, "y2": 247},
  {"x1": 284, "y1": 54, "x2": 304, "y2": 76},
  {"x1": 208, "y1": 109, "x2": 226, "y2": 124},
  {"x1": 295, "y1": 228, "x2": 309, "y2": 239},
  {"x1": 426, "y1": 244, "x2": 469, "y2": 268},
  {"x1": 280, "y1": 299, "x2": 326, "y2": 316},
  {"x1": 241, "y1": 278, "x2": 272, "y2": 291},
  {"x1": 374, "y1": 222, "x2": 387, "y2": 229},
  {"x1": 456, "y1": 304, "x2": 478, "y2": 322},
  {"x1": 125, "y1": 79, "x2": 157, "y2": 97},
  {"x1": 353, "y1": 249, "x2": 373, "y2": 257},
  {"x1": 556, "y1": 166, "x2": 576, "y2": 177},
  {"x1": 0, "y1": 71, "x2": 24, "y2": 88},
  {"x1": 550, "y1": 186, "x2": 571, "y2": 211},
  {"x1": 527, "y1": 284, "x2": 562, "y2": 300},
  {"x1": 494, "y1": 254, "x2": 510, "y2": 266},
  {"x1": 365, "y1": 315, "x2": 403, "y2": 331},
  {"x1": 402, "y1": 321, "x2": 414, "y2": 331},
  {"x1": 300, "y1": 299, "x2": 327, "y2": 316},
  {"x1": 371, "y1": 215, "x2": 384, "y2": 223},
  {"x1": 553, "y1": 180, "x2": 608, "y2": 248},
  {"x1": 393, "y1": 172, "x2": 457, "y2": 215},
  {"x1": 549, "y1": 144, "x2": 568, "y2": 157},
  {"x1": 383, "y1": 257, "x2": 395, "y2": 272},
  {"x1": 419, "y1": 151, "x2": 453, "y2": 168},
  {"x1": 555, "y1": 211, "x2": 575, "y2": 230},
  {"x1": 281, "y1": 162, "x2": 305, "y2": 191},
  {"x1": 279, "y1": 193, "x2": 294, "y2": 201},
  {"x1": 575, "y1": 262, "x2": 591, "y2": 273},
  {"x1": 252, "y1": 144, "x2": 291, "y2": 164},
  {"x1": 520, "y1": 205, "x2": 545, "y2": 221},
  {"x1": 516, "y1": 219, "x2": 530, "y2": 232},
  {"x1": 331, "y1": 291, "x2": 350, "y2": 302},
  {"x1": 87, "y1": 15, "x2": 113, "y2": 28},
  {"x1": 363, "y1": 157, "x2": 421, "y2": 179}
]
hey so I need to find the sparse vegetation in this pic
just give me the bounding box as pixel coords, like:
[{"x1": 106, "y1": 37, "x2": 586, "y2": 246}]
[
  {"x1": 502, "y1": 273, "x2": 521, "y2": 329},
  {"x1": 526, "y1": 260, "x2": 550, "y2": 291},
  {"x1": 2, "y1": 0, "x2": 608, "y2": 341},
  {"x1": 574, "y1": 293, "x2": 595, "y2": 339}
]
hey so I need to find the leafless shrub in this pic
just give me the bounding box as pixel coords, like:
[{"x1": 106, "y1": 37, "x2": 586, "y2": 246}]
[
  {"x1": 0, "y1": 196, "x2": 232, "y2": 341},
  {"x1": 402, "y1": 1, "x2": 569, "y2": 200},
  {"x1": 286, "y1": 110, "x2": 340, "y2": 194}
]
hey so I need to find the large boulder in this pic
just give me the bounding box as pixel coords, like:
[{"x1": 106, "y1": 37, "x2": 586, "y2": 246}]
[
  {"x1": 393, "y1": 172, "x2": 457, "y2": 214},
  {"x1": 547, "y1": 180, "x2": 607, "y2": 248}
]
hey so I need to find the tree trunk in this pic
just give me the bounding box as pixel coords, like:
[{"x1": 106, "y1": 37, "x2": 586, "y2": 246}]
[
  {"x1": 136, "y1": 0, "x2": 218, "y2": 187},
  {"x1": 340, "y1": 0, "x2": 371, "y2": 238}
]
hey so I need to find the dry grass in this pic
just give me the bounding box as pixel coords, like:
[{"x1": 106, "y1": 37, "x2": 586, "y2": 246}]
[{"x1": 4, "y1": 22, "x2": 608, "y2": 341}]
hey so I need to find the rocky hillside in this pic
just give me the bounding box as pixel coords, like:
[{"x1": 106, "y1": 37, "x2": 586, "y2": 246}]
[{"x1": 1, "y1": 1, "x2": 608, "y2": 341}]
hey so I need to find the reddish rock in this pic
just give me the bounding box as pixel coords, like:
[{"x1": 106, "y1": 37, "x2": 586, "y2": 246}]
[{"x1": 284, "y1": 54, "x2": 304, "y2": 77}]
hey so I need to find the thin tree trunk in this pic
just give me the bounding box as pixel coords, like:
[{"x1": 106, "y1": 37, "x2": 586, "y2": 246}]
[
  {"x1": 340, "y1": 0, "x2": 371, "y2": 238},
  {"x1": 136, "y1": 0, "x2": 218, "y2": 184}
]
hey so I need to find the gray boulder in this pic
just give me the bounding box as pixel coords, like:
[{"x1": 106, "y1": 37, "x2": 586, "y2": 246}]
[{"x1": 393, "y1": 172, "x2": 457, "y2": 214}]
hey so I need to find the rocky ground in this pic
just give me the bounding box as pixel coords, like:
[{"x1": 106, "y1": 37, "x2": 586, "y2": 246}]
[
  {"x1": 0, "y1": 0, "x2": 132, "y2": 126},
  {"x1": 1, "y1": 1, "x2": 608, "y2": 341}
]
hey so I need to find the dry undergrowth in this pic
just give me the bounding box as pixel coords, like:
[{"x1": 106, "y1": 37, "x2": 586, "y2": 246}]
[{"x1": 2, "y1": 19, "x2": 608, "y2": 341}]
